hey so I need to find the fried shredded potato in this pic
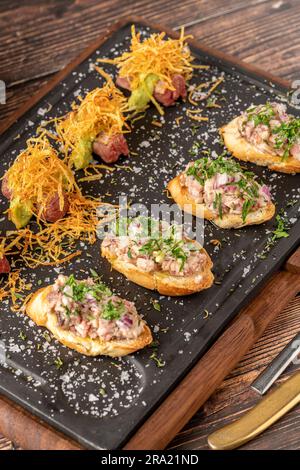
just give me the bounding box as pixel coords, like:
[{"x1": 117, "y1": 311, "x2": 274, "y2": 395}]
[
  {"x1": 55, "y1": 68, "x2": 129, "y2": 167},
  {"x1": 98, "y1": 26, "x2": 195, "y2": 92}
]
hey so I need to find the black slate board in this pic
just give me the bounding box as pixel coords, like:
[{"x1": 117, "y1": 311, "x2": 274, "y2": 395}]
[{"x1": 0, "y1": 21, "x2": 299, "y2": 450}]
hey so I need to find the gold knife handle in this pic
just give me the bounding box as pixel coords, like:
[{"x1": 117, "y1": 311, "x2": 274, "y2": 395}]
[{"x1": 207, "y1": 371, "x2": 300, "y2": 450}]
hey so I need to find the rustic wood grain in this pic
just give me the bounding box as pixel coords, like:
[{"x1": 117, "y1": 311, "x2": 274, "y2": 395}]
[
  {"x1": 0, "y1": 76, "x2": 54, "y2": 124},
  {"x1": 0, "y1": 0, "x2": 300, "y2": 451},
  {"x1": 2, "y1": 0, "x2": 299, "y2": 124},
  {"x1": 168, "y1": 296, "x2": 300, "y2": 450},
  {"x1": 0, "y1": 396, "x2": 82, "y2": 451},
  {"x1": 1, "y1": 0, "x2": 256, "y2": 85},
  {"x1": 286, "y1": 249, "x2": 300, "y2": 274},
  {"x1": 188, "y1": 0, "x2": 300, "y2": 81}
]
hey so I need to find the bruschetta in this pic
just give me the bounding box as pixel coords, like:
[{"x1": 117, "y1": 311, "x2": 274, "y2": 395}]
[
  {"x1": 98, "y1": 26, "x2": 195, "y2": 114},
  {"x1": 221, "y1": 102, "x2": 300, "y2": 173},
  {"x1": 56, "y1": 69, "x2": 129, "y2": 168},
  {"x1": 26, "y1": 274, "x2": 152, "y2": 357},
  {"x1": 101, "y1": 217, "x2": 214, "y2": 296},
  {"x1": 167, "y1": 155, "x2": 275, "y2": 229}
]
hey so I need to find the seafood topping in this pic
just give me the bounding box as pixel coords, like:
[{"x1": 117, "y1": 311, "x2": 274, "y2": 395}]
[
  {"x1": 103, "y1": 217, "x2": 208, "y2": 277},
  {"x1": 239, "y1": 102, "x2": 300, "y2": 160},
  {"x1": 47, "y1": 275, "x2": 145, "y2": 341},
  {"x1": 180, "y1": 155, "x2": 272, "y2": 221}
]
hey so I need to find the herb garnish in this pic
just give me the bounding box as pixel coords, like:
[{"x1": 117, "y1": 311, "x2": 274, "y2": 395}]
[
  {"x1": 186, "y1": 154, "x2": 242, "y2": 185},
  {"x1": 206, "y1": 97, "x2": 220, "y2": 108},
  {"x1": 188, "y1": 141, "x2": 201, "y2": 157},
  {"x1": 64, "y1": 275, "x2": 112, "y2": 302},
  {"x1": 190, "y1": 124, "x2": 200, "y2": 136},
  {"x1": 89, "y1": 268, "x2": 100, "y2": 279},
  {"x1": 273, "y1": 119, "x2": 300, "y2": 160},
  {"x1": 54, "y1": 357, "x2": 63, "y2": 369},
  {"x1": 246, "y1": 102, "x2": 275, "y2": 126},
  {"x1": 213, "y1": 193, "x2": 223, "y2": 219},
  {"x1": 151, "y1": 299, "x2": 161, "y2": 311},
  {"x1": 139, "y1": 224, "x2": 189, "y2": 271},
  {"x1": 271, "y1": 214, "x2": 289, "y2": 241},
  {"x1": 102, "y1": 299, "x2": 125, "y2": 321},
  {"x1": 186, "y1": 155, "x2": 261, "y2": 221},
  {"x1": 259, "y1": 214, "x2": 289, "y2": 258},
  {"x1": 42, "y1": 331, "x2": 52, "y2": 342},
  {"x1": 246, "y1": 103, "x2": 300, "y2": 160},
  {"x1": 150, "y1": 351, "x2": 165, "y2": 368}
]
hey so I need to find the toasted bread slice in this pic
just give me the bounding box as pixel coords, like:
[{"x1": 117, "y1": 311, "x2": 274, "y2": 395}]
[
  {"x1": 26, "y1": 286, "x2": 152, "y2": 357},
  {"x1": 101, "y1": 242, "x2": 214, "y2": 296},
  {"x1": 221, "y1": 117, "x2": 300, "y2": 173},
  {"x1": 167, "y1": 175, "x2": 275, "y2": 229}
]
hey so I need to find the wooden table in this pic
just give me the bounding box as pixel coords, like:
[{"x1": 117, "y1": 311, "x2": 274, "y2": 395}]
[{"x1": 0, "y1": 0, "x2": 299, "y2": 450}]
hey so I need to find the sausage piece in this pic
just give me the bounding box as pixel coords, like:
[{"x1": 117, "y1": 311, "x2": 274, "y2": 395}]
[
  {"x1": 1, "y1": 174, "x2": 12, "y2": 200},
  {"x1": 153, "y1": 74, "x2": 186, "y2": 107},
  {"x1": 116, "y1": 76, "x2": 131, "y2": 91},
  {"x1": 42, "y1": 193, "x2": 70, "y2": 223},
  {"x1": 92, "y1": 133, "x2": 129, "y2": 164},
  {"x1": 0, "y1": 255, "x2": 10, "y2": 273}
]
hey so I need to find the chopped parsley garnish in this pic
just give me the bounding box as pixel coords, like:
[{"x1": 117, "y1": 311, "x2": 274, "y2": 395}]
[
  {"x1": 19, "y1": 331, "x2": 27, "y2": 341},
  {"x1": 213, "y1": 192, "x2": 223, "y2": 219},
  {"x1": 102, "y1": 299, "x2": 125, "y2": 321},
  {"x1": 190, "y1": 124, "x2": 200, "y2": 136},
  {"x1": 186, "y1": 154, "x2": 242, "y2": 185},
  {"x1": 272, "y1": 214, "x2": 289, "y2": 240},
  {"x1": 14, "y1": 293, "x2": 24, "y2": 300},
  {"x1": 42, "y1": 331, "x2": 52, "y2": 342},
  {"x1": 150, "y1": 351, "x2": 165, "y2": 368},
  {"x1": 206, "y1": 97, "x2": 220, "y2": 108},
  {"x1": 151, "y1": 299, "x2": 161, "y2": 311},
  {"x1": 139, "y1": 224, "x2": 189, "y2": 271},
  {"x1": 242, "y1": 199, "x2": 255, "y2": 223},
  {"x1": 188, "y1": 141, "x2": 201, "y2": 157},
  {"x1": 259, "y1": 214, "x2": 289, "y2": 257},
  {"x1": 186, "y1": 154, "x2": 261, "y2": 221},
  {"x1": 89, "y1": 268, "x2": 100, "y2": 279},
  {"x1": 246, "y1": 103, "x2": 300, "y2": 160},
  {"x1": 272, "y1": 118, "x2": 300, "y2": 160},
  {"x1": 54, "y1": 357, "x2": 63, "y2": 369},
  {"x1": 114, "y1": 216, "x2": 160, "y2": 239},
  {"x1": 246, "y1": 102, "x2": 275, "y2": 126},
  {"x1": 64, "y1": 275, "x2": 112, "y2": 302}
]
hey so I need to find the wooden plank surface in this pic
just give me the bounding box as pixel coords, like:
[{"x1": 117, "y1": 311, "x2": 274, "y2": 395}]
[
  {"x1": 0, "y1": 0, "x2": 300, "y2": 451},
  {"x1": 1, "y1": 0, "x2": 300, "y2": 124}
]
